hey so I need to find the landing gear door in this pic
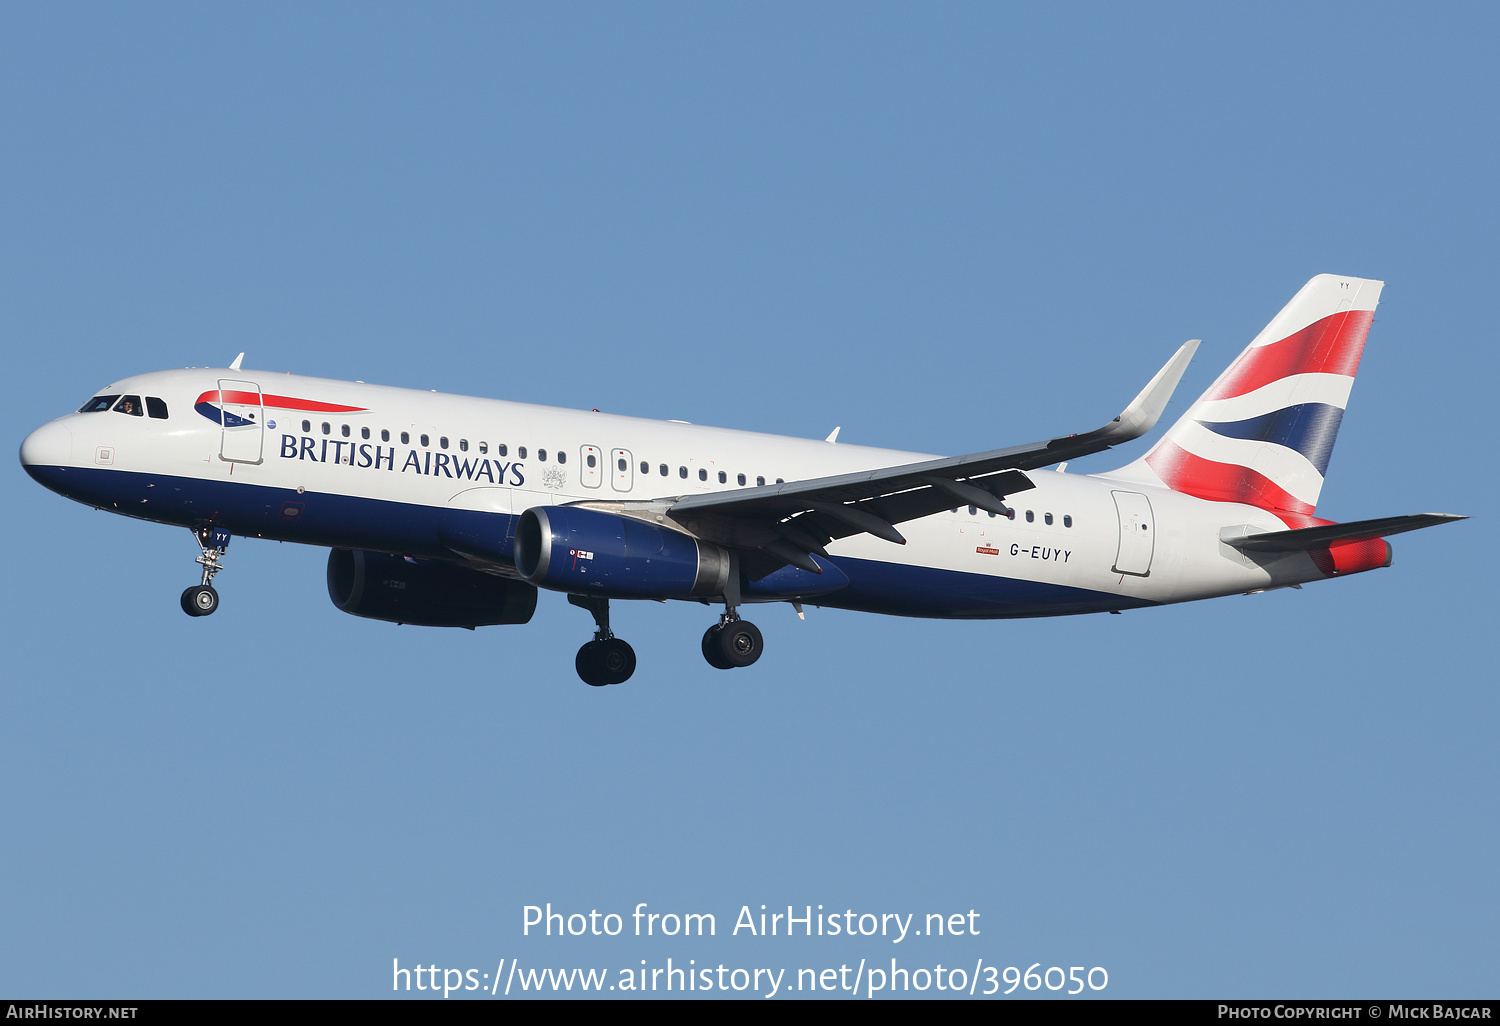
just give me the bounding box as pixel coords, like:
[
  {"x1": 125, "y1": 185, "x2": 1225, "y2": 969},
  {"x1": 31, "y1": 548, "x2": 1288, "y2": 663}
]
[
  {"x1": 610, "y1": 448, "x2": 633, "y2": 492},
  {"x1": 1111, "y1": 490, "x2": 1155, "y2": 577},
  {"x1": 217, "y1": 378, "x2": 264, "y2": 464}
]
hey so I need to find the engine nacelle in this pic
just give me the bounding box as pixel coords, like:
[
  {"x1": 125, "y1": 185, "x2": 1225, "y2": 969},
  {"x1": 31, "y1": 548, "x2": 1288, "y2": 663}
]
[
  {"x1": 514, "y1": 506, "x2": 731, "y2": 599},
  {"x1": 326, "y1": 549, "x2": 537, "y2": 628}
]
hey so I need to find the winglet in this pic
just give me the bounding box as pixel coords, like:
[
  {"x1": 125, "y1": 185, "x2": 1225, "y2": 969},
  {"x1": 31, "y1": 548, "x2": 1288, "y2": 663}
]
[
  {"x1": 1095, "y1": 339, "x2": 1199, "y2": 444},
  {"x1": 229, "y1": 352, "x2": 245, "y2": 371},
  {"x1": 825, "y1": 426, "x2": 841, "y2": 443}
]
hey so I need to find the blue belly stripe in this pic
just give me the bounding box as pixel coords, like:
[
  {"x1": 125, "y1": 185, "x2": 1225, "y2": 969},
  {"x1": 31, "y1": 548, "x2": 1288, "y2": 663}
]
[{"x1": 24, "y1": 464, "x2": 1152, "y2": 620}]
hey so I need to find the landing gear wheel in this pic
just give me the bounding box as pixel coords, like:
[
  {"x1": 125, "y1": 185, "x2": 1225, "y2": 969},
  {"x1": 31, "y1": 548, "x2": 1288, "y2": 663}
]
[
  {"x1": 576, "y1": 642, "x2": 605, "y2": 686},
  {"x1": 714, "y1": 619, "x2": 763, "y2": 668},
  {"x1": 576, "y1": 638, "x2": 636, "y2": 686},
  {"x1": 595, "y1": 638, "x2": 635, "y2": 685},
  {"x1": 701, "y1": 624, "x2": 734, "y2": 670},
  {"x1": 181, "y1": 585, "x2": 219, "y2": 617}
]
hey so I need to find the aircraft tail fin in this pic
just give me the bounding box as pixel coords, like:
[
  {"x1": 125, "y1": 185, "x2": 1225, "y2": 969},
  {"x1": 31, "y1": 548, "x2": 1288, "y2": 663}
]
[{"x1": 1111, "y1": 274, "x2": 1382, "y2": 520}]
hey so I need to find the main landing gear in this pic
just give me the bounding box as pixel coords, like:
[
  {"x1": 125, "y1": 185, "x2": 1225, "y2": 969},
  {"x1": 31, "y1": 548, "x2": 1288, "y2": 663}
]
[
  {"x1": 569, "y1": 594, "x2": 636, "y2": 687},
  {"x1": 701, "y1": 611, "x2": 763, "y2": 670},
  {"x1": 181, "y1": 526, "x2": 231, "y2": 617}
]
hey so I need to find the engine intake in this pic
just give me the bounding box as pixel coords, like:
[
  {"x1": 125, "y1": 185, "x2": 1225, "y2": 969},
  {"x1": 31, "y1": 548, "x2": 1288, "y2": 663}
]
[
  {"x1": 514, "y1": 506, "x2": 730, "y2": 599},
  {"x1": 327, "y1": 549, "x2": 537, "y2": 628}
]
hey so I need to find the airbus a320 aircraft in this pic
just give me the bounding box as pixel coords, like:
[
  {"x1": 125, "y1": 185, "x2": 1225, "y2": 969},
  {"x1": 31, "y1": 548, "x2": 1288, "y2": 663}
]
[{"x1": 21, "y1": 275, "x2": 1463, "y2": 685}]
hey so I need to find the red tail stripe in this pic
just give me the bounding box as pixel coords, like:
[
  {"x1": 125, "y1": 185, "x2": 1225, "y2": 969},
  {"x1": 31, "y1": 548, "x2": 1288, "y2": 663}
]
[
  {"x1": 1145, "y1": 439, "x2": 1315, "y2": 517},
  {"x1": 196, "y1": 390, "x2": 367, "y2": 414},
  {"x1": 1201, "y1": 309, "x2": 1374, "y2": 401}
]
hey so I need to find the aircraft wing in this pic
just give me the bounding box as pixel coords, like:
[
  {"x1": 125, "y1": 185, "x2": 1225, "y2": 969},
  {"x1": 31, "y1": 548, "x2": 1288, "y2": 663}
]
[{"x1": 659, "y1": 339, "x2": 1200, "y2": 575}]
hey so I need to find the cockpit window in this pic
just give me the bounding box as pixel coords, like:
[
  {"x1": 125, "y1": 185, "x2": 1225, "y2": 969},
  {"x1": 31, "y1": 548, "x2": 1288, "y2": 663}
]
[
  {"x1": 79, "y1": 395, "x2": 120, "y2": 413},
  {"x1": 113, "y1": 395, "x2": 144, "y2": 417},
  {"x1": 146, "y1": 397, "x2": 169, "y2": 419}
]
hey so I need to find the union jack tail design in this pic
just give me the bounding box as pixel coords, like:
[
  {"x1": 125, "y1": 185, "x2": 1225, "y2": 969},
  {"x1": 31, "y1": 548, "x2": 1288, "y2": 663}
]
[{"x1": 1117, "y1": 274, "x2": 1382, "y2": 524}]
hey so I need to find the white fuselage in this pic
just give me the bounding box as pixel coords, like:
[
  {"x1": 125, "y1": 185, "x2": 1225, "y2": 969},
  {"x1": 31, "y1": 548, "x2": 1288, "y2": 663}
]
[{"x1": 21, "y1": 367, "x2": 1327, "y2": 619}]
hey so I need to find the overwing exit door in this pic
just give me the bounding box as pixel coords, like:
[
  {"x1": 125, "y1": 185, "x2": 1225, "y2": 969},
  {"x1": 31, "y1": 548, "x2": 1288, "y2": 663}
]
[{"x1": 610, "y1": 448, "x2": 633, "y2": 492}]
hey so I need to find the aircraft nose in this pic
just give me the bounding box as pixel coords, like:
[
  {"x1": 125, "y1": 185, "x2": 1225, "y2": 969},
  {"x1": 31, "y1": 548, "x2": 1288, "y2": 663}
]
[{"x1": 20, "y1": 420, "x2": 73, "y2": 469}]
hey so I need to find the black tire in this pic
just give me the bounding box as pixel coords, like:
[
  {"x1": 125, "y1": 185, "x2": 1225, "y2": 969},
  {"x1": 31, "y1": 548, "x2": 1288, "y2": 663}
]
[
  {"x1": 182, "y1": 585, "x2": 218, "y2": 617},
  {"x1": 715, "y1": 619, "x2": 763, "y2": 668},
  {"x1": 701, "y1": 624, "x2": 734, "y2": 670},
  {"x1": 575, "y1": 641, "x2": 607, "y2": 686},
  {"x1": 597, "y1": 639, "x2": 636, "y2": 685}
]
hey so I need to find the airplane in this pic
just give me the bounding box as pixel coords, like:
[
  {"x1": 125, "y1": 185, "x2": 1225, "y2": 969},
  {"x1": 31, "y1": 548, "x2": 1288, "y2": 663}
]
[{"x1": 19, "y1": 274, "x2": 1464, "y2": 686}]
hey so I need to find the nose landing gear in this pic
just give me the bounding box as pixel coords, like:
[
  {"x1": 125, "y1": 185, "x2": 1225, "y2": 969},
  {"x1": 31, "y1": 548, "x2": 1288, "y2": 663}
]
[
  {"x1": 568, "y1": 594, "x2": 636, "y2": 686},
  {"x1": 181, "y1": 526, "x2": 230, "y2": 617}
]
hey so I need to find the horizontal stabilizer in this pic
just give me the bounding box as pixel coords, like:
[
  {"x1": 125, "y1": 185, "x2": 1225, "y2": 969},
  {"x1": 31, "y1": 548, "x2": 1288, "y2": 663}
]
[{"x1": 1225, "y1": 513, "x2": 1466, "y2": 552}]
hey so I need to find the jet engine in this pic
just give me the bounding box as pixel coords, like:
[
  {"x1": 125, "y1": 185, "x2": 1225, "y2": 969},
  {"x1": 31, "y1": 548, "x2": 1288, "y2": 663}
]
[
  {"x1": 326, "y1": 549, "x2": 537, "y2": 628},
  {"x1": 513, "y1": 506, "x2": 730, "y2": 599}
]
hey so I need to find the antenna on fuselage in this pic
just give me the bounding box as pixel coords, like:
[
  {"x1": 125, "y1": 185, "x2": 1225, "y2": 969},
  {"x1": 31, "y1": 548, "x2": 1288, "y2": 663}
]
[{"x1": 229, "y1": 353, "x2": 244, "y2": 371}]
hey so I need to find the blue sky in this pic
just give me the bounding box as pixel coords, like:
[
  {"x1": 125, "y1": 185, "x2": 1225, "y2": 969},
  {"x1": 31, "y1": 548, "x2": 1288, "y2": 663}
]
[{"x1": 1, "y1": 3, "x2": 1494, "y2": 998}]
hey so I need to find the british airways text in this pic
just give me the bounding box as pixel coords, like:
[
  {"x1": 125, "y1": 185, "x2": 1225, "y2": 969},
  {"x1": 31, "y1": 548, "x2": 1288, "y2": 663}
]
[{"x1": 279, "y1": 433, "x2": 525, "y2": 484}]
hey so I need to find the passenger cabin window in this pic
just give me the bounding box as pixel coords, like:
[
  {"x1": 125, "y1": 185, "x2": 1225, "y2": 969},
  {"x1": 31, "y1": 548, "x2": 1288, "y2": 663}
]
[
  {"x1": 518, "y1": 446, "x2": 527, "y2": 459},
  {"x1": 498, "y1": 444, "x2": 507, "y2": 457},
  {"x1": 459, "y1": 439, "x2": 468, "y2": 451},
  {"x1": 619, "y1": 458, "x2": 628, "y2": 471},
  {"x1": 341, "y1": 424, "x2": 350, "y2": 437},
  {"x1": 439, "y1": 436, "x2": 448, "y2": 449},
  {"x1": 659, "y1": 464, "x2": 668, "y2": 476},
  {"x1": 587, "y1": 454, "x2": 597, "y2": 468},
  {"x1": 538, "y1": 449, "x2": 547, "y2": 461},
  {"x1": 420, "y1": 434, "x2": 430, "y2": 447},
  {"x1": 322, "y1": 422, "x2": 331, "y2": 435},
  {"x1": 1044, "y1": 513, "x2": 1053, "y2": 525},
  {"x1": 382, "y1": 429, "x2": 390, "y2": 442},
  {"x1": 401, "y1": 432, "x2": 410, "y2": 444},
  {"x1": 1006, "y1": 509, "x2": 1016, "y2": 520},
  {"x1": 679, "y1": 466, "x2": 687, "y2": 479},
  {"x1": 79, "y1": 395, "x2": 120, "y2": 413},
  {"x1": 1064, "y1": 515, "x2": 1073, "y2": 528},
  {"x1": 698, "y1": 468, "x2": 707, "y2": 481},
  {"x1": 738, "y1": 474, "x2": 746, "y2": 486},
  {"x1": 557, "y1": 451, "x2": 565, "y2": 464},
  {"x1": 114, "y1": 396, "x2": 144, "y2": 417},
  {"x1": 145, "y1": 397, "x2": 169, "y2": 419},
  {"x1": 640, "y1": 461, "x2": 649, "y2": 474},
  {"x1": 756, "y1": 476, "x2": 765, "y2": 486},
  {"x1": 479, "y1": 442, "x2": 488, "y2": 454},
  {"x1": 302, "y1": 420, "x2": 311, "y2": 433},
  {"x1": 361, "y1": 427, "x2": 370, "y2": 439},
  {"x1": 1025, "y1": 510, "x2": 1035, "y2": 522}
]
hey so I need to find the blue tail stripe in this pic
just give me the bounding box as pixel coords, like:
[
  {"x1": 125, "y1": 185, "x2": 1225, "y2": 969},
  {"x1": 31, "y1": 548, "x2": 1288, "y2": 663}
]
[{"x1": 1196, "y1": 402, "x2": 1345, "y2": 475}]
